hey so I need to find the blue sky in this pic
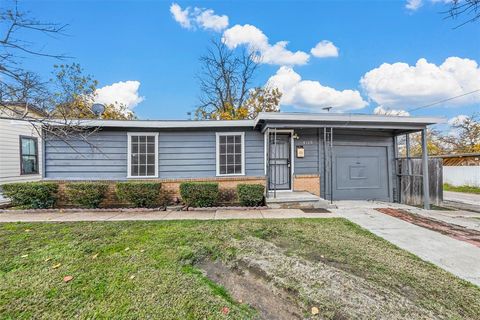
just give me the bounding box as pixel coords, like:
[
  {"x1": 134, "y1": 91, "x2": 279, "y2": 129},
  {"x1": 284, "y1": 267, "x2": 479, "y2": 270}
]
[{"x1": 19, "y1": 0, "x2": 480, "y2": 121}]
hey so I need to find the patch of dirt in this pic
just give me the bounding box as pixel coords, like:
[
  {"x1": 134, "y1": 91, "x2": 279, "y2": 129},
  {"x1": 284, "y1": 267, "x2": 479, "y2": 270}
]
[
  {"x1": 199, "y1": 260, "x2": 306, "y2": 320},
  {"x1": 212, "y1": 237, "x2": 440, "y2": 320},
  {"x1": 376, "y1": 208, "x2": 480, "y2": 248}
]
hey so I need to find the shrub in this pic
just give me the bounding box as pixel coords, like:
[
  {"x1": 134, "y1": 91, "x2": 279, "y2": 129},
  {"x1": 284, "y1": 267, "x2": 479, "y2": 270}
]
[
  {"x1": 180, "y1": 182, "x2": 219, "y2": 207},
  {"x1": 64, "y1": 182, "x2": 109, "y2": 208},
  {"x1": 1, "y1": 182, "x2": 58, "y2": 209},
  {"x1": 237, "y1": 184, "x2": 265, "y2": 207},
  {"x1": 116, "y1": 182, "x2": 161, "y2": 207}
]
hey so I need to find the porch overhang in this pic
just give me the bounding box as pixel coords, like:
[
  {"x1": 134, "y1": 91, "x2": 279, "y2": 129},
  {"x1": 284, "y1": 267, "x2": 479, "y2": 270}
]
[{"x1": 254, "y1": 112, "x2": 445, "y2": 134}]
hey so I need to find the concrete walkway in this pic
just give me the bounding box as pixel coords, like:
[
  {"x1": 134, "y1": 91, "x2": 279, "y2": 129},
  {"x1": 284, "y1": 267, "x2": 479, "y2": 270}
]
[
  {"x1": 334, "y1": 204, "x2": 480, "y2": 286},
  {"x1": 0, "y1": 209, "x2": 339, "y2": 223},
  {"x1": 444, "y1": 191, "x2": 480, "y2": 206}
]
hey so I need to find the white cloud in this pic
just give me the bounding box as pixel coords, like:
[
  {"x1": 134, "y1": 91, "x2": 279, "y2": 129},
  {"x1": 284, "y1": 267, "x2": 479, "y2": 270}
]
[
  {"x1": 448, "y1": 114, "x2": 468, "y2": 126},
  {"x1": 310, "y1": 40, "x2": 339, "y2": 58},
  {"x1": 406, "y1": 0, "x2": 423, "y2": 10},
  {"x1": 170, "y1": 3, "x2": 191, "y2": 29},
  {"x1": 373, "y1": 106, "x2": 410, "y2": 116},
  {"x1": 222, "y1": 24, "x2": 309, "y2": 66},
  {"x1": 267, "y1": 66, "x2": 368, "y2": 112},
  {"x1": 360, "y1": 57, "x2": 480, "y2": 109},
  {"x1": 95, "y1": 81, "x2": 144, "y2": 110},
  {"x1": 406, "y1": 0, "x2": 452, "y2": 11},
  {"x1": 195, "y1": 8, "x2": 229, "y2": 32},
  {"x1": 170, "y1": 3, "x2": 228, "y2": 32}
]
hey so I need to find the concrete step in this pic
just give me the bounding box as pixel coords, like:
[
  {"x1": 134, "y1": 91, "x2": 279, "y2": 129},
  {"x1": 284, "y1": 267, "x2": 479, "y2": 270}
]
[{"x1": 266, "y1": 192, "x2": 335, "y2": 209}]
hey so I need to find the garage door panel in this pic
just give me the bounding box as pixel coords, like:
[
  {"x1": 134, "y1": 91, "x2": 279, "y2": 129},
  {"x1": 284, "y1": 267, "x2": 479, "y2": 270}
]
[{"x1": 333, "y1": 146, "x2": 389, "y2": 200}]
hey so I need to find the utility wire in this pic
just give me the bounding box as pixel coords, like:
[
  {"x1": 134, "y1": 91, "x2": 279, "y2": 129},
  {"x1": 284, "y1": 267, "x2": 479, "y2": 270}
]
[{"x1": 408, "y1": 88, "x2": 480, "y2": 113}]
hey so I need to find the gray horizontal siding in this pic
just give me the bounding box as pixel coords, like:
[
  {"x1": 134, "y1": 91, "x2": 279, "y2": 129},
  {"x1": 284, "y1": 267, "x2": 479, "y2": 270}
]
[
  {"x1": 45, "y1": 129, "x2": 265, "y2": 180},
  {"x1": 159, "y1": 129, "x2": 264, "y2": 178},
  {"x1": 45, "y1": 131, "x2": 128, "y2": 179},
  {"x1": 294, "y1": 128, "x2": 320, "y2": 175}
]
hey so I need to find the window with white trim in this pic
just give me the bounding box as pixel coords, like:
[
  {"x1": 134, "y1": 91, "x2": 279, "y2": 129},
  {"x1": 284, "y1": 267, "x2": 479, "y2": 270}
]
[
  {"x1": 128, "y1": 133, "x2": 158, "y2": 178},
  {"x1": 216, "y1": 132, "x2": 244, "y2": 176}
]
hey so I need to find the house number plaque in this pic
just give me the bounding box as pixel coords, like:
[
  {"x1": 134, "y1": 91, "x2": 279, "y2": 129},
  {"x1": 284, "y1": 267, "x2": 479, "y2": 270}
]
[{"x1": 296, "y1": 146, "x2": 305, "y2": 158}]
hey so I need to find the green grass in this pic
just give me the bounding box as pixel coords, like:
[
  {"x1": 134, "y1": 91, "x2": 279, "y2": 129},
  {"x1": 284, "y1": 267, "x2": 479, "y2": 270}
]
[
  {"x1": 444, "y1": 183, "x2": 480, "y2": 194},
  {"x1": 1, "y1": 219, "x2": 479, "y2": 319}
]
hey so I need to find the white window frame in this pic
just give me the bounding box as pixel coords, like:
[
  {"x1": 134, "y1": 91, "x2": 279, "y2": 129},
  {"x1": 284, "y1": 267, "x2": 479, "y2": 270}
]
[
  {"x1": 127, "y1": 132, "x2": 159, "y2": 178},
  {"x1": 216, "y1": 132, "x2": 245, "y2": 176}
]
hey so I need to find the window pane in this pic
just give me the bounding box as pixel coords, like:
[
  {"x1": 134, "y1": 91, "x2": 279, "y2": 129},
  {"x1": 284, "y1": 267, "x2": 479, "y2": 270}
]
[
  {"x1": 235, "y1": 154, "x2": 242, "y2": 165},
  {"x1": 139, "y1": 154, "x2": 146, "y2": 165},
  {"x1": 147, "y1": 136, "x2": 154, "y2": 143},
  {"x1": 132, "y1": 136, "x2": 138, "y2": 143},
  {"x1": 234, "y1": 164, "x2": 242, "y2": 174},
  {"x1": 132, "y1": 143, "x2": 138, "y2": 153},
  {"x1": 139, "y1": 136, "x2": 146, "y2": 143},
  {"x1": 147, "y1": 154, "x2": 155, "y2": 165},
  {"x1": 21, "y1": 156, "x2": 37, "y2": 174},
  {"x1": 147, "y1": 165, "x2": 155, "y2": 176},
  {"x1": 234, "y1": 143, "x2": 241, "y2": 153},
  {"x1": 226, "y1": 165, "x2": 234, "y2": 174},
  {"x1": 227, "y1": 136, "x2": 234, "y2": 144},
  {"x1": 147, "y1": 143, "x2": 155, "y2": 154},
  {"x1": 219, "y1": 154, "x2": 226, "y2": 166},
  {"x1": 22, "y1": 138, "x2": 35, "y2": 155},
  {"x1": 220, "y1": 165, "x2": 226, "y2": 174},
  {"x1": 220, "y1": 144, "x2": 226, "y2": 154},
  {"x1": 131, "y1": 165, "x2": 138, "y2": 176},
  {"x1": 227, "y1": 144, "x2": 234, "y2": 153},
  {"x1": 227, "y1": 154, "x2": 234, "y2": 164},
  {"x1": 220, "y1": 136, "x2": 226, "y2": 144},
  {"x1": 139, "y1": 165, "x2": 146, "y2": 176},
  {"x1": 131, "y1": 154, "x2": 138, "y2": 165}
]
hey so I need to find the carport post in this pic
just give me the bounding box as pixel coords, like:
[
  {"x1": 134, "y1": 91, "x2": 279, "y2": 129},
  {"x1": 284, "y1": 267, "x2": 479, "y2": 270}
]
[{"x1": 421, "y1": 129, "x2": 430, "y2": 210}]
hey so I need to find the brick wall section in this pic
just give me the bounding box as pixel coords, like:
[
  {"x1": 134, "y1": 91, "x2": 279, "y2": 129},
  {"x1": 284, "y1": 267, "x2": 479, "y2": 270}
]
[
  {"x1": 55, "y1": 176, "x2": 266, "y2": 207},
  {"x1": 293, "y1": 174, "x2": 321, "y2": 196}
]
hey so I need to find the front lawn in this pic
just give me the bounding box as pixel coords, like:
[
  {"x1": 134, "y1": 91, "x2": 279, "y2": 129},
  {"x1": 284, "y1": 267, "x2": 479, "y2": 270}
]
[
  {"x1": 1, "y1": 219, "x2": 479, "y2": 319},
  {"x1": 444, "y1": 183, "x2": 480, "y2": 194}
]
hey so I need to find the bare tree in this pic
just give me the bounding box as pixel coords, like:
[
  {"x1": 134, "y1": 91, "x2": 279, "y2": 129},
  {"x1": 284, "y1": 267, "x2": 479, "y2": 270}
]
[
  {"x1": 0, "y1": 0, "x2": 99, "y2": 144},
  {"x1": 441, "y1": 113, "x2": 480, "y2": 153},
  {"x1": 196, "y1": 39, "x2": 259, "y2": 120},
  {"x1": 446, "y1": 0, "x2": 480, "y2": 27}
]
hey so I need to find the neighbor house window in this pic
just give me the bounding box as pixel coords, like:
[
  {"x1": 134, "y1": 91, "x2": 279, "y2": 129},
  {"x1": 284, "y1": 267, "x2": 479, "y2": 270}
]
[
  {"x1": 19, "y1": 136, "x2": 39, "y2": 175},
  {"x1": 127, "y1": 132, "x2": 158, "y2": 178},
  {"x1": 216, "y1": 132, "x2": 245, "y2": 176}
]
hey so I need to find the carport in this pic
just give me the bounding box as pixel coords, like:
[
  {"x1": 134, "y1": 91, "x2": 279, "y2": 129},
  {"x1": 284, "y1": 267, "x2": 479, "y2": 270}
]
[{"x1": 254, "y1": 112, "x2": 443, "y2": 209}]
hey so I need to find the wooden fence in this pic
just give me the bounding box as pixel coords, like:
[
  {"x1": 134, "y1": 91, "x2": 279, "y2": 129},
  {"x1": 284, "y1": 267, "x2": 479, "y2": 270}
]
[{"x1": 397, "y1": 158, "x2": 443, "y2": 206}]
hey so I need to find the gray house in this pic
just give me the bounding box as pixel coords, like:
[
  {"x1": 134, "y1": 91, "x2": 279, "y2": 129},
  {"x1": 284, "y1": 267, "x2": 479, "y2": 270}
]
[{"x1": 43, "y1": 112, "x2": 442, "y2": 207}]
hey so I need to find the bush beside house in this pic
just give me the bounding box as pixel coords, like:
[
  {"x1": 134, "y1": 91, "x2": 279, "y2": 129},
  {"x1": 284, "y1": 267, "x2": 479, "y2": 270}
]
[
  {"x1": 116, "y1": 182, "x2": 162, "y2": 208},
  {"x1": 180, "y1": 182, "x2": 219, "y2": 207},
  {"x1": 237, "y1": 184, "x2": 265, "y2": 207},
  {"x1": 64, "y1": 182, "x2": 109, "y2": 208},
  {"x1": 1, "y1": 180, "x2": 264, "y2": 209},
  {"x1": 1, "y1": 182, "x2": 58, "y2": 209}
]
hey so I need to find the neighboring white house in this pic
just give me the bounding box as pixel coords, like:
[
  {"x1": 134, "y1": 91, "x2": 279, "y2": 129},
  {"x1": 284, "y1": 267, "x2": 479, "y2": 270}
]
[{"x1": 0, "y1": 105, "x2": 45, "y2": 204}]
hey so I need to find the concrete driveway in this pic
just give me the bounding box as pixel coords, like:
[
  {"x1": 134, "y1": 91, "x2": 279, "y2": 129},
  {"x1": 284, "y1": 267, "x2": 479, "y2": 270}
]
[{"x1": 333, "y1": 202, "x2": 480, "y2": 287}]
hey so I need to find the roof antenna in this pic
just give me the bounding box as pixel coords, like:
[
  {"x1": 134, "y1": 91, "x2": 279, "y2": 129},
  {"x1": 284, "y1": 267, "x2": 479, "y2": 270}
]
[{"x1": 322, "y1": 106, "x2": 333, "y2": 112}]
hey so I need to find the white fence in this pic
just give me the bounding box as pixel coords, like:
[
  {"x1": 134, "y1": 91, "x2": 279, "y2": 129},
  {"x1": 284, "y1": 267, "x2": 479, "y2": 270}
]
[{"x1": 443, "y1": 166, "x2": 480, "y2": 187}]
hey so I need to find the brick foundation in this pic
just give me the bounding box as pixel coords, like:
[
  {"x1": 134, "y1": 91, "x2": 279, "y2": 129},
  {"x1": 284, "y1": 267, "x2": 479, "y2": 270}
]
[
  {"x1": 54, "y1": 176, "x2": 266, "y2": 207},
  {"x1": 293, "y1": 174, "x2": 321, "y2": 196}
]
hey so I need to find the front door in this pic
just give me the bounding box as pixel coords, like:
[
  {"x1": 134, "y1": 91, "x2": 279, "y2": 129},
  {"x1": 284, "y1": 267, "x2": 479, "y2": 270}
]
[{"x1": 268, "y1": 133, "x2": 291, "y2": 190}]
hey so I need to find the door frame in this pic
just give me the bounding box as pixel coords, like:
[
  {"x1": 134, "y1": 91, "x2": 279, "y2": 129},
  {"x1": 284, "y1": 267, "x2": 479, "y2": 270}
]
[{"x1": 264, "y1": 129, "x2": 294, "y2": 192}]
